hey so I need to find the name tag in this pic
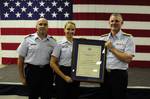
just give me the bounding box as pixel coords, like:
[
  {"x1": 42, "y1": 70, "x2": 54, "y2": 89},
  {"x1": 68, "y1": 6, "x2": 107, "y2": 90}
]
[
  {"x1": 115, "y1": 40, "x2": 125, "y2": 50},
  {"x1": 30, "y1": 43, "x2": 37, "y2": 45},
  {"x1": 115, "y1": 40, "x2": 124, "y2": 45},
  {"x1": 29, "y1": 43, "x2": 37, "y2": 49}
]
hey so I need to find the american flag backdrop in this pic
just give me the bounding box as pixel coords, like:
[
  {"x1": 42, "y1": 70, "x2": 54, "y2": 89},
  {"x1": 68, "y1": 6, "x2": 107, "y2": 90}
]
[{"x1": 0, "y1": 0, "x2": 150, "y2": 67}]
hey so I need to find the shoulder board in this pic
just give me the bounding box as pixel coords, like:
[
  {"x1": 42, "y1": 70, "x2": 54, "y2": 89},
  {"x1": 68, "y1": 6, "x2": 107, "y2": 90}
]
[
  {"x1": 49, "y1": 36, "x2": 56, "y2": 41},
  {"x1": 100, "y1": 33, "x2": 109, "y2": 37},
  {"x1": 123, "y1": 33, "x2": 132, "y2": 36},
  {"x1": 58, "y1": 40, "x2": 66, "y2": 44},
  {"x1": 24, "y1": 34, "x2": 34, "y2": 39}
]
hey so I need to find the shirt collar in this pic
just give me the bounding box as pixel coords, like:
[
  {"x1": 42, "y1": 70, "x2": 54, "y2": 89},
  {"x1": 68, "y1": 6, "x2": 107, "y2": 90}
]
[
  {"x1": 33, "y1": 33, "x2": 49, "y2": 41},
  {"x1": 108, "y1": 30, "x2": 123, "y2": 39},
  {"x1": 33, "y1": 33, "x2": 38, "y2": 40},
  {"x1": 61, "y1": 37, "x2": 72, "y2": 44}
]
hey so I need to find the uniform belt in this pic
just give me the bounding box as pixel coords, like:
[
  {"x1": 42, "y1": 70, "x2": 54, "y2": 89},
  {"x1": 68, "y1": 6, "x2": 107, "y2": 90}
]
[
  {"x1": 106, "y1": 69, "x2": 127, "y2": 73},
  {"x1": 60, "y1": 65, "x2": 71, "y2": 67},
  {"x1": 26, "y1": 63, "x2": 49, "y2": 68}
]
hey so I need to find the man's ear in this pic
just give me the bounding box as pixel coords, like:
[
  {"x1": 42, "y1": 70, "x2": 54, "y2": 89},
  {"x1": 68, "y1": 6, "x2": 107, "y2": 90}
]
[
  {"x1": 36, "y1": 24, "x2": 37, "y2": 29},
  {"x1": 64, "y1": 29, "x2": 65, "y2": 33}
]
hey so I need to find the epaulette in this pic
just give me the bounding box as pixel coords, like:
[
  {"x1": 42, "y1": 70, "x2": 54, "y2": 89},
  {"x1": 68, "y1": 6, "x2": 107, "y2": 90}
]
[
  {"x1": 123, "y1": 33, "x2": 132, "y2": 36},
  {"x1": 100, "y1": 33, "x2": 109, "y2": 37},
  {"x1": 24, "y1": 34, "x2": 33, "y2": 39},
  {"x1": 49, "y1": 36, "x2": 56, "y2": 41}
]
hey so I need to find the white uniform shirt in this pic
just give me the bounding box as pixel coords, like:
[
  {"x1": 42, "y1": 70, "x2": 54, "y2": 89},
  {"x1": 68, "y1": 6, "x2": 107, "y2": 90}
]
[
  {"x1": 100, "y1": 30, "x2": 135, "y2": 70},
  {"x1": 17, "y1": 33, "x2": 57, "y2": 65},
  {"x1": 52, "y1": 38, "x2": 72, "y2": 67}
]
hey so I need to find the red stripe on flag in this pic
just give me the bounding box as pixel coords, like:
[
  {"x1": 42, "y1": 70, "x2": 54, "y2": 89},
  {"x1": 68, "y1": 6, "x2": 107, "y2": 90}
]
[
  {"x1": 73, "y1": 13, "x2": 150, "y2": 21},
  {"x1": 2, "y1": 58, "x2": 150, "y2": 68},
  {"x1": 129, "y1": 61, "x2": 150, "y2": 68},
  {"x1": 74, "y1": 0, "x2": 150, "y2": 5},
  {"x1": 2, "y1": 58, "x2": 18, "y2": 64},
  {"x1": 1, "y1": 28, "x2": 150, "y2": 37},
  {"x1": 1, "y1": 28, "x2": 64, "y2": 35},
  {"x1": 1, "y1": 43, "x2": 20, "y2": 50},
  {"x1": 73, "y1": 13, "x2": 110, "y2": 20},
  {"x1": 1, "y1": 28, "x2": 36, "y2": 35},
  {"x1": 136, "y1": 45, "x2": 150, "y2": 53}
]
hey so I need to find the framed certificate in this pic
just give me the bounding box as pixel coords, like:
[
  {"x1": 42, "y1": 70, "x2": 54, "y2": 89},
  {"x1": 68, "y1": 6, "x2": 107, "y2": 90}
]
[{"x1": 71, "y1": 38, "x2": 106, "y2": 83}]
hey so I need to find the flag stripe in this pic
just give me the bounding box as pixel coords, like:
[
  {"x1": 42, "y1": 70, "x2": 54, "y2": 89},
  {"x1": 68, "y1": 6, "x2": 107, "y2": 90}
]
[
  {"x1": 1, "y1": 21, "x2": 150, "y2": 30},
  {"x1": 2, "y1": 58, "x2": 17, "y2": 65},
  {"x1": 1, "y1": 43, "x2": 19, "y2": 50},
  {"x1": 73, "y1": 5, "x2": 150, "y2": 14},
  {"x1": 1, "y1": 36, "x2": 150, "y2": 46},
  {"x1": 2, "y1": 43, "x2": 150, "y2": 53},
  {"x1": 136, "y1": 46, "x2": 150, "y2": 53},
  {"x1": 129, "y1": 61, "x2": 150, "y2": 68},
  {"x1": 1, "y1": 28, "x2": 150, "y2": 37},
  {"x1": 74, "y1": 0, "x2": 150, "y2": 5},
  {"x1": 1, "y1": 50, "x2": 150, "y2": 61},
  {"x1": 73, "y1": 13, "x2": 150, "y2": 21},
  {"x1": 2, "y1": 57, "x2": 150, "y2": 68}
]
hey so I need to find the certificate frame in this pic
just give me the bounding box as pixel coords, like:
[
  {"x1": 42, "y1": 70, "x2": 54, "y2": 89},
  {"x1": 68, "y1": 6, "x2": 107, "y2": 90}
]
[{"x1": 71, "y1": 38, "x2": 106, "y2": 83}]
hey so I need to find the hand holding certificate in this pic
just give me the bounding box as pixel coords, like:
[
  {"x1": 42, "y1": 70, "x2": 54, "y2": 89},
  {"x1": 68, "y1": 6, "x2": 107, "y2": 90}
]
[{"x1": 71, "y1": 38, "x2": 106, "y2": 82}]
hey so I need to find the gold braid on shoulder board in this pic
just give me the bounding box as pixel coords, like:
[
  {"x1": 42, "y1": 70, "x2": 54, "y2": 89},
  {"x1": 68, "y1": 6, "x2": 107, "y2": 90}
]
[
  {"x1": 100, "y1": 33, "x2": 109, "y2": 37},
  {"x1": 123, "y1": 33, "x2": 132, "y2": 36}
]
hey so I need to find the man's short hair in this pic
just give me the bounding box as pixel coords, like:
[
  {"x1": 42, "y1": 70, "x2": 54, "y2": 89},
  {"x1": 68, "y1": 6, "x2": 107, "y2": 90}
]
[{"x1": 110, "y1": 13, "x2": 123, "y2": 21}]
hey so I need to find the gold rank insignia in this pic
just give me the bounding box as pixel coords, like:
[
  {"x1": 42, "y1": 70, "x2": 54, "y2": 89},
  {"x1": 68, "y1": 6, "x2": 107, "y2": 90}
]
[
  {"x1": 123, "y1": 33, "x2": 132, "y2": 36},
  {"x1": 100, "y1": 33, "x2": 109, "y2": 37}
]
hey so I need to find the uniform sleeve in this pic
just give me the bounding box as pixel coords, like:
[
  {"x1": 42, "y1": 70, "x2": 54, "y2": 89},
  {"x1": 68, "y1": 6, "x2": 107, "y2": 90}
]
[
  {"x1": 50, "y1": 37, "x2": 57, "y2": 48},
  {"x1": 125, "y1": 36, "x2": 135, "y2": 56},
  {"x1": 17, "y1": 39, "x2": 28, "y2": 57},
  {"x1": 51, "y1": 44, "x2": 61, "y2": 58}
]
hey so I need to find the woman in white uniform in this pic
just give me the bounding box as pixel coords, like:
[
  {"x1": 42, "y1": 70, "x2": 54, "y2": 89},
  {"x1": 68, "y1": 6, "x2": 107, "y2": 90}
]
[{"x1": 50, "y1": 21, "x2": 80, "y2": 99}]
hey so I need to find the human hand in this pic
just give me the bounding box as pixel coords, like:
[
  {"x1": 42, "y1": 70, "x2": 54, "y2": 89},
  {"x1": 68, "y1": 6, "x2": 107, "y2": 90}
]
[
  {"x1": 105, "y1": 40, "x2": 113, "y2": 50},
  {"x1": 64, "y1": 75, "x2": 73, "y2": 83},
  {"x1": 20, "y1": 77, "x2": 27, "y2": 85}
]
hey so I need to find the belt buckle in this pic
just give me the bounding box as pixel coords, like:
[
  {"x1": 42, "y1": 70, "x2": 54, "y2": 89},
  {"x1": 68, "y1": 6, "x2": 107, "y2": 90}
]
[{"x1": 39, "y1": 65, "x2": 44, "y2": 68}]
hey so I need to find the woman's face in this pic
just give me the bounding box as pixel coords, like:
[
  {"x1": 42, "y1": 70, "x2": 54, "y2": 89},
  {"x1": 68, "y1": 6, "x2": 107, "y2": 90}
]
[{"x1": 64, "y1": 23, "x2": 76, "y2": 39}]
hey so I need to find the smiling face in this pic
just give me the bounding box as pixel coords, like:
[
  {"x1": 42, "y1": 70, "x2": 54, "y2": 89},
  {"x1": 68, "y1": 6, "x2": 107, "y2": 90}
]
[
  {"x1": 109, "y1": 14, "x2": 123, "y2": 33},
  {"x1": 64, "y1": 22, "x2": 76, "y2": 39},
  {"x1": 36, "y1": 18, "x2": 48, "y2": 36}
]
